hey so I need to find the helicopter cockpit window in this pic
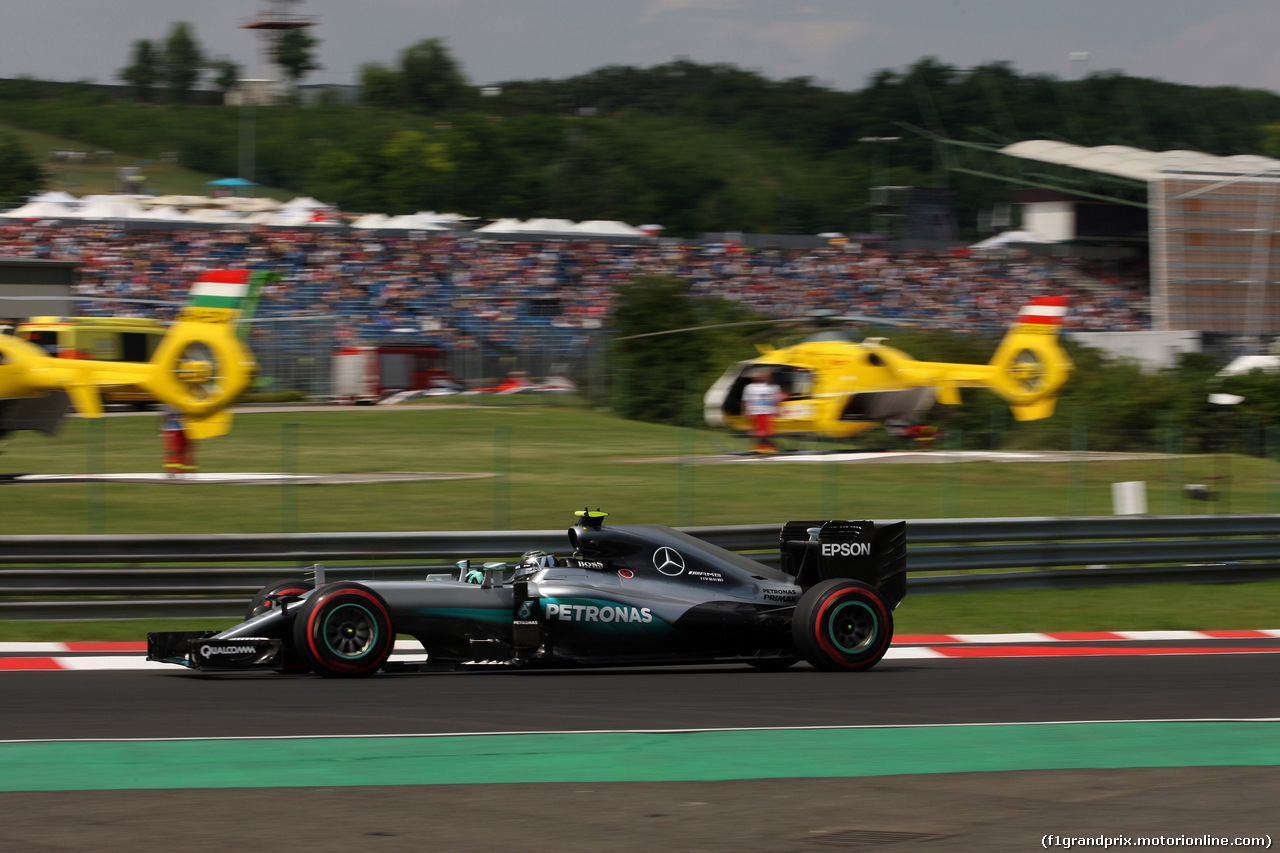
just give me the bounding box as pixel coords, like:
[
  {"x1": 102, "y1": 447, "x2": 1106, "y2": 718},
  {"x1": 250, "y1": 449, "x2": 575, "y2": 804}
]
[
  {"x1": 776, "y1": 366, "x2": 815, "y2": 399},
  {"x1": 22, "y1": 331, "x2": 57, "y2": 355}
]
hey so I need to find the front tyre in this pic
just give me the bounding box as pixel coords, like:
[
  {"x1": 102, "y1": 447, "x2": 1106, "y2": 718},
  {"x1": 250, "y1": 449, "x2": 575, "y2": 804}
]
[
  {"x1": 792, "y1": 579, "x2": 893, "y2": 672},
  {"x1": 292, "y1": 582, "x2": 395, "y2": 678}
]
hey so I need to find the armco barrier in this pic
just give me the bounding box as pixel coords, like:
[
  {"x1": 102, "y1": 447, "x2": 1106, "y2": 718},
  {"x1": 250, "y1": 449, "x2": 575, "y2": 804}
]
[{"x1": 2, "y1": 514, "x2": 1279, "y2": 620}]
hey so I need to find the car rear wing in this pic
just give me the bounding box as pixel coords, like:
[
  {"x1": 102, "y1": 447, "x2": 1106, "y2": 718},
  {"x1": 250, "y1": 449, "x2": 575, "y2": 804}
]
[{"x1": 779, "y1": 520, "x2": 907, "y2": 609}]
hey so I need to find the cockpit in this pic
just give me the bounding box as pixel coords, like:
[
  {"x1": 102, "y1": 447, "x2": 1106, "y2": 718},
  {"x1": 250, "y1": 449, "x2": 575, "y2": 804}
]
[{"x1": 513, "y1": 550, "x2": 558, "y2": 580}]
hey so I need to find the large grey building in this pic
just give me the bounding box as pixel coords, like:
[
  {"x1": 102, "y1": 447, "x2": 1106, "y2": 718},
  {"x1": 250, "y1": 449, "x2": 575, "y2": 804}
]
[{"x1": 1000, "y1": 140, "x2": 1280, "y2": 338}]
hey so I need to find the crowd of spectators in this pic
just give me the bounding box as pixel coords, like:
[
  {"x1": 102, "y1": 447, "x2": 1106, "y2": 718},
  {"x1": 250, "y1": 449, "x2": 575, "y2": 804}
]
[{"x1": 0, "y1": 223, "x2": 1149, "y2": 353}]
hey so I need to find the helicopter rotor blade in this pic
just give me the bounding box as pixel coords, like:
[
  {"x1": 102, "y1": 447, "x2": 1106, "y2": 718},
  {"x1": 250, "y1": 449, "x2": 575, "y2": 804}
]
[
  {"x1": 831, "y1": 314, "x2": 918, "y2": 328},
  {"x1": 615, "y1": 318, "x2": 808, "y2": 341},
  {"x1": 615, "y1": 309, "x2": 918, "y2": 341}
]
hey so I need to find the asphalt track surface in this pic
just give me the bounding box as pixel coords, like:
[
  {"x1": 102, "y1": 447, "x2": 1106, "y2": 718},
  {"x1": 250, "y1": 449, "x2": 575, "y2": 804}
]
[
  {"x1": 3, "y1": 653, "x2": 1279, "y2": 851},
  {"x1": 5, "y1": 653, "x2": 1280, "y2": 739}
]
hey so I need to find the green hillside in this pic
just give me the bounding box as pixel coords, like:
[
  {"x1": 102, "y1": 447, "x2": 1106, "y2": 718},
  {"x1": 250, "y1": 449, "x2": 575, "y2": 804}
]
[
  {"x1": 0, "y1": 120, "x2": 292, "y2": 199},
  {"x1": 5, "y1": 55, "x2": 1280, "y2": 233}
]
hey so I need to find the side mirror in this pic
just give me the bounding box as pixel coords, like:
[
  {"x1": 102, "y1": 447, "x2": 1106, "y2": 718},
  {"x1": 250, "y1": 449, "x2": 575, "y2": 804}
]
[
  {"x1": 482, "y1": 561, "x2": 508, "y2": 588},
  {"x1": 458, "y1": 559, "x2": 486, "y2": 583}
]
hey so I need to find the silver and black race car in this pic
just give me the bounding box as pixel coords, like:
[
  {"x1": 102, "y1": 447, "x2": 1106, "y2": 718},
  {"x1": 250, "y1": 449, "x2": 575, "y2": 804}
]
[{"x1": 147, "y1": 510, "x2": 907, "y2": 677}]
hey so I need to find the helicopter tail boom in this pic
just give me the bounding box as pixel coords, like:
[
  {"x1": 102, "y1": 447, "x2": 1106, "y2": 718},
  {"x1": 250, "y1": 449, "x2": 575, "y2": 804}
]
[{"x1": 878, "y1": 295, "x2": 1071, "y2": 421}]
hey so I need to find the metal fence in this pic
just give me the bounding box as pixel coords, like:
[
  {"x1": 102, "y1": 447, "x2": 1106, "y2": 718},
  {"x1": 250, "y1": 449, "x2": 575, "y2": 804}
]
[
  {"x1": 248, "y1": 315, "x2": 334, "y2": 399},
  {"x1": 247, "y1": 318, "x2": 611, "y2": 401},
  {"x1": 3, "y1": 514, "x2": 1278, "y2": 620}
]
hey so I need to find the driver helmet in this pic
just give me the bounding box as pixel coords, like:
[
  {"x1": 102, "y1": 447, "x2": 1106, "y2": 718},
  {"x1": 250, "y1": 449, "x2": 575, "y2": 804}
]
[{"x1": 514, "y1": 550, "x2": 556, "y2": 579}]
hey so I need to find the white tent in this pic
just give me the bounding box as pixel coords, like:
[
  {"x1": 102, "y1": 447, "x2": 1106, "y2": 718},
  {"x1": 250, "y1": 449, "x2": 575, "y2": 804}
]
[
  {"x1": 380, "y1": 213, "x2": 451, "y2": 231},
  {"x1": 519, "y1": 218, "x2": 577, "y2": 233},
  {"x1": 148, "y1": 194, "x2": 215, "y2": 208},
  {"x1": 260, "y1": 197, "x2": 340, "y2": 226},
  {"x1": 408, "y1": 211, "x2": 465, "y2": 229},
  {"x1": 279, "y1": 196, "x2": 327, "y2": 210},
  {"x1": 0, "y1": 200, "x2": 77, "y2": 219},
  {"x1": 77, "y1": 198, "x2": 148, "y2": 220},
  {"x1": 258, "y1": 209, "x2": 341, "y2": 227},
  {"x1": 417, "y1": 211, "x2": 474, "y2": 226},
  {"x1": 28, "y1": 191, "x2": 80, "y2": 206},
  {"x1": 187, "y1": 208, "x2": 247, "y2": 224},
  {"x1": 349, "y1": 213, "x2": 392, "y2": 229},
  {"x1": 572, "y1": 220, "x2": 645, "y2": 236},
  {"x1": 217, "y1": 197, "x2": 280, "y2": 213},
  {"x1": 970, "y1": 230, "x2": 1055, "y2": 249},
  {"x1": 135, "y1": 205, "x2": 192, "y2": 222},
  {"x1": 474, "y1": 217, "x2": 526, "y2": 233},
  {"x1": 80, "y1": 194, "x2": 150, "y2": 206}
]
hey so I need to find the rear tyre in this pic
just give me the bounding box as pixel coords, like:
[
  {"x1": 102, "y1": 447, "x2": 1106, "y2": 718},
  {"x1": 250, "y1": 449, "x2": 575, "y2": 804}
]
[
  {"x1": 246, "y1": 578, "x2": 316, "y2": 620},
  {"x1": 792, "y1": 579, "x2": 893, "y2": 672},
  {"x1": 292, "y1": 582, "x2": 395, "y2": 678}
]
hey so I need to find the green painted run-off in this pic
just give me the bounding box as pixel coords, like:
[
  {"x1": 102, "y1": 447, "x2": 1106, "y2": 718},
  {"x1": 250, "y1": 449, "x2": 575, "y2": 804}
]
[{"x1": 3, "y1": 721, "x2": 1278, "y2": 792}]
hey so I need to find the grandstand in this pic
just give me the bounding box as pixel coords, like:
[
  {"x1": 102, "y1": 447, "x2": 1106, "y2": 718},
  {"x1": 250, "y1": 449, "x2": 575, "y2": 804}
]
[{"x1": 0, "y1": 220, "x2": 1144, "y2": 398}]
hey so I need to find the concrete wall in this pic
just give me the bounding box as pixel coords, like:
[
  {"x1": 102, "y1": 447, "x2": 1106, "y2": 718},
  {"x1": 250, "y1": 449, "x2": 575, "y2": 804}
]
[{"x1": 1068, "y1": 329, "x2": 1201, "y2": 371}]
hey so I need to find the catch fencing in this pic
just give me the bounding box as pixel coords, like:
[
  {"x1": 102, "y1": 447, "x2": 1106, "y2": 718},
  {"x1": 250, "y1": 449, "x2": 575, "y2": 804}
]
[
  {"x1": 246, "y1": 316, "x2": 611, "y2": 401},
  {"x1": 2, "y1": 514, "x2": 1279, "y2": 620}
]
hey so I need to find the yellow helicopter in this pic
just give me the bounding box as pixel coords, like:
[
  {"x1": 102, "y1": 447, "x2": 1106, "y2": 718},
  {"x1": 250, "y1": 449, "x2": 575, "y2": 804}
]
[
  {"x1": 0, "y1": 270, "x2": 270, "y2": 442},
  {"x1": 704, "y1": 296, "x2": 1072, "y2": 440}
]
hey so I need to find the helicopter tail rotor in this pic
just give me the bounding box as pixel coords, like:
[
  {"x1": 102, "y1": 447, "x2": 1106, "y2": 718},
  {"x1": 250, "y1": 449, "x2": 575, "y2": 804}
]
[
  {"x1": 137, "y1": 270, "x2": 268, "y2": 438},
  {"x1": 985, "y1": 296, "x2": 1072, "y2": 419}
]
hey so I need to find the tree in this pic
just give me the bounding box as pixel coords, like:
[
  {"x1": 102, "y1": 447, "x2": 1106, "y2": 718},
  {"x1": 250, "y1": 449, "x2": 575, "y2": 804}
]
[
  {"x1": 209, "y1": 57, "x2": 242, "y2": 100},
  {"x1": 611, "y1": 276, "x2": 709, "y2": 424},
  {"x1": 609, "y1": 276, "x2": 758, "y2": 425},
  {"x1": 119, "y1": 39, "x2": 159, "y2": 102},
  {"x1": 0, "y1": 133, "x2": 45, "y2": 205},
  {"x1": 306, "y1": 147, "x2": 381, "y2": 212},
  {"x1": 544, "y1": 128, "x2": 642, "y2": 222},
  {"x1": 273, "y1": 27, "x2": 321, "y2": 87},
  {"x1": 161, "y1": 22, "x2": 203, "y2": 104},
  {"x1": 399, "y1": 38, "x2": 469, "y2": 112},
  {"x1": 359, "y1": 62, "x2": 403, "y2": 109},
  {"x1": 378, "y1": 129, "x2": 454, "y2": 212}
]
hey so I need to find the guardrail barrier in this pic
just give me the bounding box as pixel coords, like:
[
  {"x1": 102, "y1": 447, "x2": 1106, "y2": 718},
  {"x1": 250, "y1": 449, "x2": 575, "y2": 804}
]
[{"x1": 2, "y1": 514, "x2": 1278, "y2": 619}]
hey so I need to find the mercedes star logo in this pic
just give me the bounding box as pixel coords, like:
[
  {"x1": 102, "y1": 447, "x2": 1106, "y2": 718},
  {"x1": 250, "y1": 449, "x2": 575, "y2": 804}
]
[{"x1": 653, "y1": 547, "x2": 685, "y2": 576}]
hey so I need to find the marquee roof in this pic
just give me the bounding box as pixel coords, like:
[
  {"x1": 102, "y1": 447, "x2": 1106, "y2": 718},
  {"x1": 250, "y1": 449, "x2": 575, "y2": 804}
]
[{"x1": 1000, "y1": 140, "x2": 1280, "y2": 184}]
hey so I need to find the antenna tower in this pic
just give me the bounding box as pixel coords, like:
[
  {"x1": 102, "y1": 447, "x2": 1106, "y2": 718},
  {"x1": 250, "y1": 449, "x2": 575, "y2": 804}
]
[{"x1": 240, "y1": 0, "x2": 316, "y2": 88}]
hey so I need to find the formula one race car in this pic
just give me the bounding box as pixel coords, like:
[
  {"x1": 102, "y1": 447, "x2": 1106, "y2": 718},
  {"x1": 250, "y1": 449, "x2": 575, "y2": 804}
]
[{"x1": 147, "y1": 510, "x2": 907, "y2": 677}]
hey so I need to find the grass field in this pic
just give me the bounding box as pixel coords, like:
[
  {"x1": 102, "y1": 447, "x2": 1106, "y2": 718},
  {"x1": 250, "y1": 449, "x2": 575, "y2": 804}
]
[
  {"x1": 2, "y1": 402, "x2": 1274, "y2": 535},
  {"x1": 3, "y1": 401, "x2": 1277, "y2": 637},
  {"x1": 1, "y1": 120, "x2": 293, "y2": 199}
]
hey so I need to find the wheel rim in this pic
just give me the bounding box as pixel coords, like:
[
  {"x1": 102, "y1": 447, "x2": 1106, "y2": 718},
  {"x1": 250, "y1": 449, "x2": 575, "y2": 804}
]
[
  {"x1": 827, "y1": 600, "x2": 878, "y2": 655},
  {"x1": 321, "y1": 602, "x2": 379, "y2": 659}
]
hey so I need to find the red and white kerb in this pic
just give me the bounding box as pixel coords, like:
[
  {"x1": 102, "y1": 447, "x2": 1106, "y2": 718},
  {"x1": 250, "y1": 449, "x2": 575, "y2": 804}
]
[{"x1": 1017, "y1": 296, "x2": 1068, "y2": 327}]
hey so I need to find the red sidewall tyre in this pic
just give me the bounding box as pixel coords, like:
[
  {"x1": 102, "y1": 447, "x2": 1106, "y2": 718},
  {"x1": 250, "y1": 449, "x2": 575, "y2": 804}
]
[
  {"x1": 292, "y1": 583, "x2": 395, "y2": 678},
  {"x1": 247, "y1": 578, "x2": 316, "y2": 620},
  {"x1": 793, "y1": 579, "x2": 893, "y2": 672}
]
